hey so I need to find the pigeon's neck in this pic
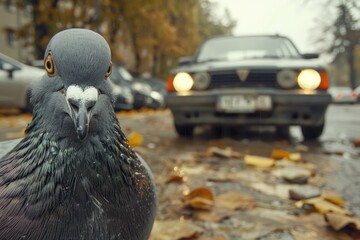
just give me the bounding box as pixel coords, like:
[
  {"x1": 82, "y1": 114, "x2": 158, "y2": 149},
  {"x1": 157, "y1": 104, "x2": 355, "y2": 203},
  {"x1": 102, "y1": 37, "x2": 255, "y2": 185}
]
[{"x1": 2, "y1": 111, "x2": 137, "y2": 195}]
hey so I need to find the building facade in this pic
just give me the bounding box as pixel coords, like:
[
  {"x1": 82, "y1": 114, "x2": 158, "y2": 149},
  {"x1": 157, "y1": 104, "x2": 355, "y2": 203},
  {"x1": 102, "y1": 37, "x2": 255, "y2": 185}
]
[{"x1": 0, "y1": 2, "x2": 31, "y2": 62}]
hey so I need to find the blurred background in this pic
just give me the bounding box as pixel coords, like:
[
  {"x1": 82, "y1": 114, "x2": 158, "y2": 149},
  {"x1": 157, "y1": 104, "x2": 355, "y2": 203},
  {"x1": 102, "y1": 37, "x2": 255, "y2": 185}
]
[
  {"x1": 1, "y1": 2, "x2": 360, "y2": 239},
  {"x1": 0, "y1": 0, "x2": 358, "y2": 87}
]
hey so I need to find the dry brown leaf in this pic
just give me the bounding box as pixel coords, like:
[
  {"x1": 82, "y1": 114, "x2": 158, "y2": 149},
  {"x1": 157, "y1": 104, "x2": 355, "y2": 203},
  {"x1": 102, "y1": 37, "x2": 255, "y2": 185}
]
[
  {"x1": 321, "y1": 192, "x2": 347, "y2": 207},
  {"x1": 207, "y1": 146, "x2": 242, "y2": 158},
  {"x1": 184, "y1": 187, "x2": 214, "y2": 209},
  {"x1": 127, "y1": 131, "x2": 143, "y2": 147},
  {"x1": 165, "y1": 174, "x2": 184, "y2": 184},
  {"x1": 215, "y1": 191, "x2": 256, "y2": 210},
  {"x1": 353, "y1": 139, "x2": 360, "y2": 147},
  {"x1": 298, "y1": 197, "x2": 352, "y2": 215},
  {"x1": 244, "y1": 155, "x2": 275, "y2": 168},
  {"x1": 271, "y1": 149, "x2": 290, "y2": 160},
  {"x1": 197, "y1": 237, "x2": 226, "y2": 240},
  {"x1": 149, "y1": 220, "x2": 204, "y2": 240},
  {"x1": 324, "y1": 213, "x2": 360, "y2": 231},
  {"x1": 196, "y1": 208, "x2": 232, "y2": 222},
  {"x1": 271, "y1": 149, "x2": 302, "y2": 161}
]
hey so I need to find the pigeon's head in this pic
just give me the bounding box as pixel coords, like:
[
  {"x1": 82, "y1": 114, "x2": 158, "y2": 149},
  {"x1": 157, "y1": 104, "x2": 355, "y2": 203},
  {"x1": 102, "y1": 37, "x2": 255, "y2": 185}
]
[{"x1": 31, "y1": 28, "x2": 115, "y2": 141}]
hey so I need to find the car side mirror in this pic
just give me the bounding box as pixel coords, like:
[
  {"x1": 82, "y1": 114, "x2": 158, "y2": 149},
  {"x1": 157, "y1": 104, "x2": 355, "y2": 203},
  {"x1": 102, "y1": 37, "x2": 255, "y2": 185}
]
[
  {"x1": 178, "y1": 56, "x2": 193, "y2": 66},
  {"x1": 0, "y1": 62, "x2": 17, "y2": 78},
  {"x1": 302, "y1": 53, "x2": 319, "y2": 59}
]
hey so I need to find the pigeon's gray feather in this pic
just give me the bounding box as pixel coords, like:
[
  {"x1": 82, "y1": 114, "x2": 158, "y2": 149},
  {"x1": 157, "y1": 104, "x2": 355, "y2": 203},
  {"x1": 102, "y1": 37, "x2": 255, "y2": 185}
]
[{"x1": 0, "y1": 28, "x2": 156, "y2": 240}]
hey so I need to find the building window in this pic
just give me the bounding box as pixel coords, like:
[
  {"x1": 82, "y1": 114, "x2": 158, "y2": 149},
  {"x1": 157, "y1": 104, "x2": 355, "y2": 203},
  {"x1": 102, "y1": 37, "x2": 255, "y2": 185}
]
[
  {"x1": 5, "y1": 0, "x2": 16, "y2": 12},
  {"x1": 5, "y1": 29, "x2": 16, "y2": 47}
]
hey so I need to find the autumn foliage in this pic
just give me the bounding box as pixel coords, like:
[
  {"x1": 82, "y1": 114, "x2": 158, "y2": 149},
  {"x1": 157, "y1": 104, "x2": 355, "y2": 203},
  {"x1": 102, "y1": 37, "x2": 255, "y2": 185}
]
[{"x1": 12, "y1": 0, "x2": 236, "y2": 79}]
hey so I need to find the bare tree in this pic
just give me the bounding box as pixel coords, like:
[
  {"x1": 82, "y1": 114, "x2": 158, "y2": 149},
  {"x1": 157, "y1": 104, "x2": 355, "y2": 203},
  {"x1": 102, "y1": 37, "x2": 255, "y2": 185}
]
[{"x1": 321, "y1": 1, "x2": 360, "y2": 88}]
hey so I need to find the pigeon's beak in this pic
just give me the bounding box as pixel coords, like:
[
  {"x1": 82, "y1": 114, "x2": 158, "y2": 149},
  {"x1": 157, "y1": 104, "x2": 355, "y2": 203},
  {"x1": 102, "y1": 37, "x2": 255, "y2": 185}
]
[{"x1": 65, "y1": 85, "x2": 99, "y2": 140}]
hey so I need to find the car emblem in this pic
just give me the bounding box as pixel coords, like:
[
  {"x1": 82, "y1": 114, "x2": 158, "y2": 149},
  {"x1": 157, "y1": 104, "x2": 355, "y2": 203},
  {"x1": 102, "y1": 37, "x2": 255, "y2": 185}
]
[{"x1": 236, "y1": 69, "x2": 250, "y2": 82}]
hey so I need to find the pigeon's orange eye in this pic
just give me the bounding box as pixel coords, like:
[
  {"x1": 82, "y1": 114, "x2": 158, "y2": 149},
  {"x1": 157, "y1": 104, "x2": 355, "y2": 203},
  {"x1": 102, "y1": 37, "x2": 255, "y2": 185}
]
[
  {"x1": 44, "y1": 53, "x2": 55, "y2": 76},
  {"x1": 105, "y1": 62, "x2": 112, "y2": 78}
]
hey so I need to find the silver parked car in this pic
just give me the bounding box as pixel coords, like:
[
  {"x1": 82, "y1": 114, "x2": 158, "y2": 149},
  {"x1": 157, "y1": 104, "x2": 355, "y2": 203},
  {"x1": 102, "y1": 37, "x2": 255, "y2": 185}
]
[
  {"x1": 328, "y1": 86, "x2": 357, "y2": 104},
  {"x1": 166, "y1": 35, "x2": 332, "y2": 139},
  {"x1": 0, "y1": 53, "x2": 44, "y2": 112}
]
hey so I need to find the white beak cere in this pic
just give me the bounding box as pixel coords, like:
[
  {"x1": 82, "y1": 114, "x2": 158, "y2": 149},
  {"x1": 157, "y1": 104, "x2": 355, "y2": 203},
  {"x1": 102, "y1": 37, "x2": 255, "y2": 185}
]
[
  {"x1": 66, "y1": 85, "x2": 99, "y2": 104},
  {"x1": 65, "y1": 85, "x2": 99, "y2": 140}
]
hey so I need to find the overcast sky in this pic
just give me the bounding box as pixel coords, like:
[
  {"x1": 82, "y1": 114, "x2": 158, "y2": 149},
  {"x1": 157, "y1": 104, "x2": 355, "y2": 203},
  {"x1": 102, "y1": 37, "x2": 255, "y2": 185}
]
[{"x1": 210, "y1": 0, "x2": 332, "y2": 53}]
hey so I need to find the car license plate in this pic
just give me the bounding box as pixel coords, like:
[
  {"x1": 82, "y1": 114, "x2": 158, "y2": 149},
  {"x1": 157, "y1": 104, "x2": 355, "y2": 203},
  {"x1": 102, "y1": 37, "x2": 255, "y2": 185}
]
[{"x1": 217, "y1": 95, "x2": 272, "y2": 113}]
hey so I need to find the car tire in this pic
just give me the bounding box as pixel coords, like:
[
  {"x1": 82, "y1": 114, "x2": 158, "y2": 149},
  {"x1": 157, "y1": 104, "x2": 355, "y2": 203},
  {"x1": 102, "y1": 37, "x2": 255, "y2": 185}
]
[
  {"x1": 174, "y1": 124, "x2": 194, "y2": 138},
  {"x1": 301, "y1": 121, "x2": 325, "y2": 140},
  {"x1": 276, "y1": 126, "x2": 290, "y2": 138}
]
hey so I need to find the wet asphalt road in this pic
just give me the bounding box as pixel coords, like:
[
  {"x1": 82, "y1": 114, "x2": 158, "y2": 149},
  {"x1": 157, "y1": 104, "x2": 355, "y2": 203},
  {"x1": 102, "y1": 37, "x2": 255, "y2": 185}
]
[{"x1": 0, "y1": 104, "x2": 360, "y2": 239}]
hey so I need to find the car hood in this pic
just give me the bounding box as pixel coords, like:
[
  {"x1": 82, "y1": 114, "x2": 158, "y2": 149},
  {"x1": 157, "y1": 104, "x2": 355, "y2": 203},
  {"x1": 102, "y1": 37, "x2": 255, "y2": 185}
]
[
  {"x1": 171, "y1": 58, "x2": 327, "y2": 74},
  {"x1": 24, "y1": 65, "x2": 46, "y2": 77}
]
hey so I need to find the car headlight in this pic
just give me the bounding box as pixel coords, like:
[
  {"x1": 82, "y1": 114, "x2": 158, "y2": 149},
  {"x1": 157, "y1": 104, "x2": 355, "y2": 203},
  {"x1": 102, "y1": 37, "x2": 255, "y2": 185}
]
[
  {"x1": 173, "y1": 72, "x2": 193, "y2": 92},
  {"x1": 297, "y1": 69, "x2": 321, "y2": 90},
  {"x1": 192, "y1": 72, "x2": 210, "y2": 90},
  {"x1": 277, "y1": 70, "x2": 297, "y2": 88}
]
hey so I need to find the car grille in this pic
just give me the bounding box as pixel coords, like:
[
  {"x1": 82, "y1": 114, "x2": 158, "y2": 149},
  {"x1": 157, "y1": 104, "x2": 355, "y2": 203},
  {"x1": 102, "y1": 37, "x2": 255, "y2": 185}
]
[{"x1": 208, "y1": 69, "x2": 278, "y2": 89}]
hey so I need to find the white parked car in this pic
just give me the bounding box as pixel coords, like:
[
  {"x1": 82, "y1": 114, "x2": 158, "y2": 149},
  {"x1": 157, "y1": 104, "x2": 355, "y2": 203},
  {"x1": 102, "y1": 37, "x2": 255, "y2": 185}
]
[
  {"x1": 0, "y1": 53, "x2": 45, "y2": 112},
  {"x1": 328, "y1": 86, "x2": 357, "y2": 104}
]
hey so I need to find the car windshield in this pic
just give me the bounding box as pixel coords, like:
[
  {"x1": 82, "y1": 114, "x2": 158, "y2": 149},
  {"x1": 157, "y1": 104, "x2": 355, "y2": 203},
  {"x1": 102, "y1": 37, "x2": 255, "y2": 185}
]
[
  {"x1": 110, "y1": 65, "x2": 134, "y2": 85},
  {"x1": 196, "y1": 36, "x2": 301, "y2": 62},
  {"x1": 0, "y1": 54, "x2": 23, "y2": 69}
]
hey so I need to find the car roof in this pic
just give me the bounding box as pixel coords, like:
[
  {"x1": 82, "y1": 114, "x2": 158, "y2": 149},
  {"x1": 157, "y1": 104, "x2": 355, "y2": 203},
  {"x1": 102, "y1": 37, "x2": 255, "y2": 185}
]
[
  {"x1": 0, "y1": 52, "x2": 27, "y2": 67},
  {"x1": 203, "y1": 34, "x2": 292, "y2": 42}
]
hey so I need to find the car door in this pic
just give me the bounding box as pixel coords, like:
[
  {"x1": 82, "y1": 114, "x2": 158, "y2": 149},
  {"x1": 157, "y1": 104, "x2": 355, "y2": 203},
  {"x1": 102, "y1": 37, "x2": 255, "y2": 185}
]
[{"x1": 0, "y1": 57, "x2": 23, "y2": 107}]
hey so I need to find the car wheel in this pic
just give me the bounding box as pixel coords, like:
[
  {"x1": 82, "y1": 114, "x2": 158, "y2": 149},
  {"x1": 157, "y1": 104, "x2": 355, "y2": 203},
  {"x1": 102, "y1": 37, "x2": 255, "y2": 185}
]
[
  {"x1": 301, "y1": 121, "x2": 325, "y2": 140},
  {"x1": 174, "y1": 124, "x2": 194, "y2": 138},
  {"x1": 276, "y1": 126, "x2": 290, "y2": 138}
]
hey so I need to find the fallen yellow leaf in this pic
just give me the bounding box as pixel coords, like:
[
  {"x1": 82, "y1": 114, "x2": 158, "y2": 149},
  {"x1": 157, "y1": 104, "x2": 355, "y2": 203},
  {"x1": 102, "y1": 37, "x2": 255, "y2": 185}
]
[
  {"x1": 244, "y1": 155, "x2": 275, "y2": 168},
  {"x1": 324, "y1": 212, "x2": 360, "y2": 231},
  {"x1": 321, "y1": 192, "x2": 347, "y2": 207},
  {"x1": 288, "y1": 153, "x2": 302, "y2": 161},
  {"x1": 271, "y1": 149, "x2": 290, "y2": 160},
  {"x1": 149, "y1": 220, "x2": 204, "y2": 240},
  {"x1": 165, "y1": 174, "x2": 183, "y2": 184},
  {"x1": 184, "y1": 187, "x2": 214, "y2": 209},
  {"x1": 298, "y1": 197, "x2": 352, "y2": 215},
  {"x1": 127, "y1": 131, "x2": 143, "y2": 147},
  {"x1": 196, "y1": 208, "x2": 232, "y2": 222}
]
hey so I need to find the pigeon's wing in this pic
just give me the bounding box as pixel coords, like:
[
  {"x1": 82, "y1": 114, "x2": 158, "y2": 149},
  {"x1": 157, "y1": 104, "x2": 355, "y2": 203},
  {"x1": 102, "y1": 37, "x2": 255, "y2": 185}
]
[
  {"x1": 0, "y1": 137, "x2": 72, "y2": 240},
  {"x1": 0, "y1": 139, "x2": 21, "y2": 159}
]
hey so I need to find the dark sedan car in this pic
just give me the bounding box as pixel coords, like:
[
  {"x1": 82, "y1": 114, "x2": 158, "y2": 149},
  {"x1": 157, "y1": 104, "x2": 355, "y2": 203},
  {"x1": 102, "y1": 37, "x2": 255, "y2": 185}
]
[
  {"x1": 110, "y1": 64, "x2": 165, "y2": 110},
  {"x1": 166, "y1": 35, "x2": 332, "y2": 139}
]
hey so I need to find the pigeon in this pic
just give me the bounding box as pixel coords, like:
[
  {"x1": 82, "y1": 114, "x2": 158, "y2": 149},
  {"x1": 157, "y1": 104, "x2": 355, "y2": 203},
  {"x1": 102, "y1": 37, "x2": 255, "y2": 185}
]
[{"x1": 0, "y1": 29, "x2": 156, "y2": 240}]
